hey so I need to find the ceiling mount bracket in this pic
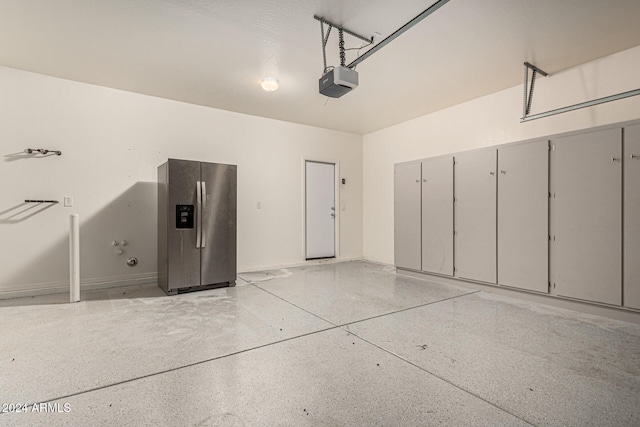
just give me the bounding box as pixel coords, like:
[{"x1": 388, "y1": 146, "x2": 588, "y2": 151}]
[
  {"x1": 521, "y1": 61, "x2": 640, "y2": 122},
  {"x1": 319, "y1": 21, "x2": 332, "y2": 74},
  {"x1": 314, "y1": 15, "x2": 372, "y2": 74},
  {"x1": 522, "y1": 62, "x2": 549, "y2": 119}
]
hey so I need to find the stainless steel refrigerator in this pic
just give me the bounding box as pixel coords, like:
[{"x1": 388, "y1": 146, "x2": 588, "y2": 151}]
[{"x1": 157, "y1": 159, "x2": 237, "y2": 295}]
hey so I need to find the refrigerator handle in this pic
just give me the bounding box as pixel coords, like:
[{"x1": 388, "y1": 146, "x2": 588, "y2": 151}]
[
  {"x1": 201, "y1": 180, "x2": 207, "y2": 248},
  {"x1": 196, "y1": 181, "x2": 202, "y2": 249}
]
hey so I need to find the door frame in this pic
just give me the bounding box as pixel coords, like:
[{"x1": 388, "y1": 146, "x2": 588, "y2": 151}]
[{"x1": 302, "y1": 158, "x2": 340, "y2": 261}]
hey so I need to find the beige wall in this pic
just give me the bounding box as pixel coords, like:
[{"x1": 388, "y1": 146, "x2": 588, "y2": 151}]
[
  {"x1": 363, "y1": 45, "x2": 640, "y2": 264},
  {"x1": 3, "y1": 44, "x2": 640, "y2": 297},
  {"x1": 0, "y1": 67, "x2": 363, "y2": 297}
]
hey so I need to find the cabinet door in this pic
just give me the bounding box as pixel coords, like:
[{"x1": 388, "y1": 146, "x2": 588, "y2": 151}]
[
  {"x1": 394, "y1": 162, "x2": 421, "y2": 270},
  {"x1": 625, "y1": 124, "x2": 640, "y2": 309},
  {"x1": 422, "y1": 156, "x2": 454, "y2": 276},
  {"x1": 455, "y1": 149, "x2": 497, "y2": 283},
  {"x1": 498, "y1": 141, "x2": 549, "y2": 293},
  {"x1": 555, "y1": 128, "x2": 622, "y2": 305}
]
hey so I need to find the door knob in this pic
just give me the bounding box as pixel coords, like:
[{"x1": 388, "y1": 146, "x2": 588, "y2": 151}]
[{"x1": 330, "y1": 213, "x2": 335, "y2": 218}]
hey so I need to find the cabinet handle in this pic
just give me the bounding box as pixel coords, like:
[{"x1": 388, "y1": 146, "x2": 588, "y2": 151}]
[
  {"x1": 500, "y1": 170, "x2": 506, "y2": 175},
  {"x1": 423, "y1": 179, "x2": 427, "y2": 182},
  {"x1": 632, "y1": 154, "x2": 640, "y2": 159},
  {"x1": 611, "y1": 157, "x2": 621, "y2": 162},
  {"x1": 416, "y1": 179, "x2": 419, "y2": 183},
  {"x1": 489, "y1": 172, "x2": 495, "y2": 176}
]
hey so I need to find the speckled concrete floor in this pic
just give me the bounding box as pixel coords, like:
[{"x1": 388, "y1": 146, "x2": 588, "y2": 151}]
[{"x1": 1, "y1": 261, "x2": 639, "y2": 426}]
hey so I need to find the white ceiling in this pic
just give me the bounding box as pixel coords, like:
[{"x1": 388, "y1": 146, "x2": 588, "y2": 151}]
[{"x1": 1, "y1": 0, "x2": 639, "y2": 134}]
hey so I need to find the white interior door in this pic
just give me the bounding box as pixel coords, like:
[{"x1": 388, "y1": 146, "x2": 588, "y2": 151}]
[{"x1": 306, "y1": 161, "x2": 335, "y2": 259}]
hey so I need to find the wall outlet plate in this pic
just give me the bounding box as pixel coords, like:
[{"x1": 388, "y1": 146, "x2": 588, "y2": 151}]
[{"x1": 64, "y1": 197, "x2": 73, "y2": 207}]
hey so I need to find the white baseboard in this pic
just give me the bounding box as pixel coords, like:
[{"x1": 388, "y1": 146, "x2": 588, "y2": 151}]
[{"x1": 0, "y1": 273, "x2": 158, "y2": 300}]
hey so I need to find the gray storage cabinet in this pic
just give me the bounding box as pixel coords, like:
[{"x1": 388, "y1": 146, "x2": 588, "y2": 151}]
[
  {"x1": 393, "y1": 121, "x2": 640, "y2": 315},
  {"x1": 421, "y1": 156, "x2": 454, "y2": 276},
  {"x1": 554, "y1": 128, "x2": 622, "y2": 305},
  {"x1": 625, "y1": 124, "x2": 640, "y2": 309},
  {"x1": 394, "y1": 162, "x2": 422, "y2": 270},
  {"x1": 497, "y1": 140, "x2": 549, "y2": 293},
  {"x1": 455, "y1": 149, "x2": 497, "y2": 283}
]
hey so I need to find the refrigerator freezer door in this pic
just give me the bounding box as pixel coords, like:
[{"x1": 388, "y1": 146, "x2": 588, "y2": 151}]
[
  {"x1": 200, "y1": 162, "x2": 237, "y2": 286},
  {"x1": 167, "y1": 159, "x2": 201, "y2": 291}
]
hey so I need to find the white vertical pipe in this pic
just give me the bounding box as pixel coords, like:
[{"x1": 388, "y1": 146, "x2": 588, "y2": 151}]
[{"x1": 69, "y1": 214, "x2": 80, "y2": 303}]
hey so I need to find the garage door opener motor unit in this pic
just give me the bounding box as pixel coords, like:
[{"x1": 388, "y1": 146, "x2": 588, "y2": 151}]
[{"x1": 319, "y1": 66, "x2": 358, "y2": 98}]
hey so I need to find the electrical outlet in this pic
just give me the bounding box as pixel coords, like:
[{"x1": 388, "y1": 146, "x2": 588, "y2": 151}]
[{"x1": 64, "y1": 197, "x2": 73, "y2": 207}]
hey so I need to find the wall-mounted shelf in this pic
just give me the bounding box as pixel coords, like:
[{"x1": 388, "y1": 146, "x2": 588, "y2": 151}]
[{"x1": 25, "y1": 200, "x2": 59, "y2": 204}]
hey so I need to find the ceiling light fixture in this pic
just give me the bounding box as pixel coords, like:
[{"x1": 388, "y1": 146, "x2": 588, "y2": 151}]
[{"x1": 261, "y1": 77, "x2": 279, "y2": 92}]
